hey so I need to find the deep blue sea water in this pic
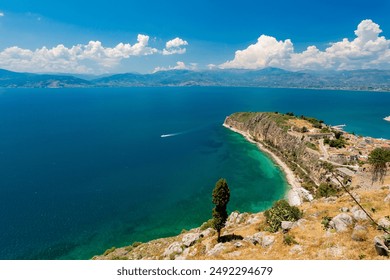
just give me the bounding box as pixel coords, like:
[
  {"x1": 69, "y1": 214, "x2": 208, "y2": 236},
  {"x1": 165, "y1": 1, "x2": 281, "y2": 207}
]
[{"x1": 0, "y1": 87, "x2": 389, "y2": 259}]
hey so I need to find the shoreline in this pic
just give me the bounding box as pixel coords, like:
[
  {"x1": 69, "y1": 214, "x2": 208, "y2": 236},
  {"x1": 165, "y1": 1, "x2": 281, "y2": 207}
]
[{"x1": 223, "y1": 123, "x2": 306, "y2": 205}]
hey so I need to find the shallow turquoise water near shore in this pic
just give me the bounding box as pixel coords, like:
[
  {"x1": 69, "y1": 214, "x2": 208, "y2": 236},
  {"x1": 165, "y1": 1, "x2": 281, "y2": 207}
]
[{"x1": 0, "y1": 87, "x2": 389, "y2": 259}]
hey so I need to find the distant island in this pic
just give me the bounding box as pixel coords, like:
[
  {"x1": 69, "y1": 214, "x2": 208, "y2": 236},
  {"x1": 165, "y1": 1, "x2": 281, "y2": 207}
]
[
  {"x1": 1, "y1": 67, "x2": 390, "y2": 91},
  {"x1": 94, "y1": 112, "x2": 390, "y2": 260}
]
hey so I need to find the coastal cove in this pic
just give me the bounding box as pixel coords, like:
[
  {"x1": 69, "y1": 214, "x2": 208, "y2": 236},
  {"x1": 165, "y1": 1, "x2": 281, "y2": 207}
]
[{"x1": 1, "y1": 87, "x2": 390, "y2": 260}]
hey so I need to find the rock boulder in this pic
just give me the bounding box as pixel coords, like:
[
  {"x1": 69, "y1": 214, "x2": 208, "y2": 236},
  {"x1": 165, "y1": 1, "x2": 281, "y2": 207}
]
[
  {"x1": 329, "y1": 213, "x2": 353, "y2": 232},
  {"x1": 182, "y1": 233, "x2": 201, "y2": 247},
  {"x1": 374, "y1": 236, "x2": 390, "y2": 256},
  {"x1": 261, "y1": 235, "x2": 275, "y2": 248},
  {"x1": 163, "y1": 242, "x2": 183, "y2": 259},
  {"x1": 351, "y1": 225, "x2": 368, "y2": 241},
  {"x1": 244, "y1": 232, "x2": 265, "y2": 245},
  {"x1": 353, "y1": 210, "x2": 368, "y2": 221},
  {"x1": 378, "y1": 217, "x2": 390, "y2": 229}
]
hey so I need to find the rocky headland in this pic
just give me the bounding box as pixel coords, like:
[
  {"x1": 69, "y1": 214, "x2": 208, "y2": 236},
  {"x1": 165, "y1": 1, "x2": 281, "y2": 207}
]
[{"x1": 94, "y1": 112, "x2": 390, "y2": 260}]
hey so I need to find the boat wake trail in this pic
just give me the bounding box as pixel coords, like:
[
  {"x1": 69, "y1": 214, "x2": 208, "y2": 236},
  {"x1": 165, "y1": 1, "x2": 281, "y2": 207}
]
[
  {"x1": 160, "y1": 124, "x2": 211, "y2": 138},
  {"x1": 160, "y1": 133, "x2": 182, "y2": 138}
]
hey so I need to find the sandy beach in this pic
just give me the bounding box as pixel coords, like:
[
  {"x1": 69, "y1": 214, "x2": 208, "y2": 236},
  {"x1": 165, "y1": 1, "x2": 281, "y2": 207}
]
[
  {"x1": 223, "y1": 123, "x2": 308, "y2": 205},
  {"x1": 384, "y1": 116, "x2": 390, "y2": 122}
]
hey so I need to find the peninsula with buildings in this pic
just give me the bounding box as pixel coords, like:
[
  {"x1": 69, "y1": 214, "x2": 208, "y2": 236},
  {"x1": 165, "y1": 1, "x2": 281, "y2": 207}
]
[{"x1": 94, "y1": 112, "x2": 390, "y2": 260}]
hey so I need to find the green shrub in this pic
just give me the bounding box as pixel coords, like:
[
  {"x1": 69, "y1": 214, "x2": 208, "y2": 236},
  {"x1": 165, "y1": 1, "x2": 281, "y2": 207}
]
[
  {"x1": 316, "y1": 183, "x2": 339, "y2": 198},
  {"x1": 321, "y1": 161, "x2": 334, "y2": 172},
  {"x1": 132, "y1": 242, "x2": 142, "y2": 248},
  {"x1": 283, "y1": 234, "x2": 298, "y2": 246},
  {"x1": 321, "y1": 216, "x2": 332, "y2": 229},
  {"x1": 301, "y1": 181, "x2": 316, "y2": 194},
  {"x1": 299, "y1": 115, "x2": 323, "y2": 128},
  {"x1": 305, "y1": 141, "x2": 318, "y2": 151},
  {"x1": 103, "y1": 246, "x2": 116, "y2": 256},
  {"x1": 200, "y1": 219, "x2": 214, "y2": 230},
  {"x1": 112, "y1": 255, "x2": 128, "y2": 260},
  {"x1": 264, "y1": 200, "x2": 302, "y2": 232},
  {"x1": 324, "y1": 137, "x2": 346, "y2": 148}
]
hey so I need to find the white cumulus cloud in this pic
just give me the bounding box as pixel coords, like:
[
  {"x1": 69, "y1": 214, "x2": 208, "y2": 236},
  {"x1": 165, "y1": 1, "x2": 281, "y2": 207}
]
[
  {"x1": 0, "y1": 12, "x2": 4, "y2": 17},
  {"x1": 220, "y1": 35, "x2": 294, "y2": 69},
  {"x1": 163, "y1": 37, "x2": 188, "y2": 55},
  {"x1": 153, "y1": 61, "x2": 196, "y2": 73},
  {"x1": 0, "y1": 34, "x2": 187, "y2": 74},
  {"x1": 220, "y1": 19, "x2": 390, "y2": 71}
]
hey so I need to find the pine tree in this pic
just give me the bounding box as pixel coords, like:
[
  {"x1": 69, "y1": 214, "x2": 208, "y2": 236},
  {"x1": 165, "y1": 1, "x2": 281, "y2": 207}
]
[{"x1": 211, "y1": 178, "x2": 230, "y2": 241}]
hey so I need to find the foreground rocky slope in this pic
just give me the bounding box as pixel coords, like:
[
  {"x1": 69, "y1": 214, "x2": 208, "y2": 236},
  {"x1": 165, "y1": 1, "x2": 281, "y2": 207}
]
[{"x1": 94, "y1": 189, "x2": 390, "y2": 260}]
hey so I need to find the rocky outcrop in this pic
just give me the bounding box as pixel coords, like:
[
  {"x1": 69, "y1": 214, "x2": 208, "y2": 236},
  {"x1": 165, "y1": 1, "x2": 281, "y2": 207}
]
[
  {"x1": 224, "y1": 113, "x2": 330, "y2": 193},
  {"x1": 225, "y1": 211, "x2": 248, "y2": 227},
  {"x1": 163, "y1": 242, "x2": 183, "y2": 259},
  {"x1": 384, "y1": 193, "x2": 390, "y2": 204},
  {"x1": 244, "y1": 232, "x2": 265, "y2": 245},
  {"x1": 378, "y1": 217, "x2": 390, "y2": 229},
  {"x1": 182, "y1": 233, "x2": 202, "y2": 247},
  {"x1": 206, "y1": 243, "x2": 228, "y2": 256},
  {"x1": 329, "y1": 213, "x2": 353, "y2": 232},
  {"x1": 374, "y1": 236, "x2": 390, "y2": 256},
  {"x1": 352, "y1": 210, "x2": 368, "y2": 221},
  {"x1": 93, "y1": 188, "x2": 389, "y2": 260}
]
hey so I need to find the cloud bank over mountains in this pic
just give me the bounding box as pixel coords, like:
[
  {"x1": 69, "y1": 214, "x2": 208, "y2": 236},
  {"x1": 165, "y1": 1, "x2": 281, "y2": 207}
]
[
  {"x1": 220, "y1": 20, "x2": 390, "y2": 71},
  {"x1": 0, "y1": 19, "x2": 389, "y2": 74},
  {"x1": 0, "y1": 35, "x2": 188, "y2": 73}
]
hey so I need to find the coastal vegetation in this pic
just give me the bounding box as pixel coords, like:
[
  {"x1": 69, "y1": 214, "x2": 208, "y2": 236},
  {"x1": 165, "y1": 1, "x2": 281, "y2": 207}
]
[
  {"x1": 264, "y1": 200, "x2": 302, "y2": 232},
  {"x1": 305, "y1": 141, "x2": 318, "y2": 151},
  {"x1": 299, "y1": 115, "x2": 324, "y2": 129},
  {"x1": 316, "y1": 183, "x2": 339, "y2": 198},
  {"x1": 368, "y1": 147, "x2": 390, "y2": 182},
  {"x1": 212, "y1": 178, "x2": 231, "y2": 241},
  {"x1": 324, "y1": 130, "x2": 348, "y2": 148}
]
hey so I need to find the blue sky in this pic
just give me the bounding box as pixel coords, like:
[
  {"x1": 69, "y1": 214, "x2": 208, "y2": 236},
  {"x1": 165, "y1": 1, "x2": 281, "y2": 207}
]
[{"x1": 0, "y1": 0, "x2": 389, "y2": 74}]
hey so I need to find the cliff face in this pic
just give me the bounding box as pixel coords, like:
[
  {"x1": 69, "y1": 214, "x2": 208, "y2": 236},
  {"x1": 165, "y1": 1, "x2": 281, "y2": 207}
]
[{"x1": 224, "y1": 112, "x2": 326, "y2": 189}]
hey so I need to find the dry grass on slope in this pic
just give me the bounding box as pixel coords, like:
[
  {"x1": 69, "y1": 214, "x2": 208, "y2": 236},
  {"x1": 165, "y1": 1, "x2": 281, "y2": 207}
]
[{"x1": 94, "y1": 188, "x2": 390, "y2": 260}]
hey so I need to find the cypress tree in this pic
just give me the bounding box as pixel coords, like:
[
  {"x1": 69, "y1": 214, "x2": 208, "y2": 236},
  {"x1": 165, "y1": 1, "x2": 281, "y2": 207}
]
[{"x1": 212, "y1": 178, "x2": 230, "y2": 241}]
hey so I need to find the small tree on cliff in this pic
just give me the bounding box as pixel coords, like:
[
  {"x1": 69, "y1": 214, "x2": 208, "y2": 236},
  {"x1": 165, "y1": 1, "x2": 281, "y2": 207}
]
[
  {"x1": 212, "y1": 178, "x2": 230, "y2": 242},
  {"x1": 368, "y1": 147, "x2": 390, "y2": 183}
]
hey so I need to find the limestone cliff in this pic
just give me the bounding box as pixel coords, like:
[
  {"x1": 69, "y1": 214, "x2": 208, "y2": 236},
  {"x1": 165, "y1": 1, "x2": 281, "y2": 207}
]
[{"x1": 224, "y1": 112, "x2": 328, "y2": 193}]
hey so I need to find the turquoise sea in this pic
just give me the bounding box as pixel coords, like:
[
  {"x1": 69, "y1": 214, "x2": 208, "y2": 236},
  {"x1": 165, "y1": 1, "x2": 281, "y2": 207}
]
[{"x1": 0, "y1": 87, "x2": 389, "y2": 259}]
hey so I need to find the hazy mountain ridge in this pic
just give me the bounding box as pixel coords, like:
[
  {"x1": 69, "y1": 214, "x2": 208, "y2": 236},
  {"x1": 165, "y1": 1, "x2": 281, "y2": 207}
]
[
  {"x1": 1, "y1": 68, "x2": 390, "y2": 91},
  {"x1": 0, "y1": 69, "x2": 91, "y2": 88}
]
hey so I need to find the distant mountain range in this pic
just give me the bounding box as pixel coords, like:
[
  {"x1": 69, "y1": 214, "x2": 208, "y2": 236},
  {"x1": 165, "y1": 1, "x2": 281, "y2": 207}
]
[{"x1": 1, "y1": 67, "x2": 390, "y2": 91}]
